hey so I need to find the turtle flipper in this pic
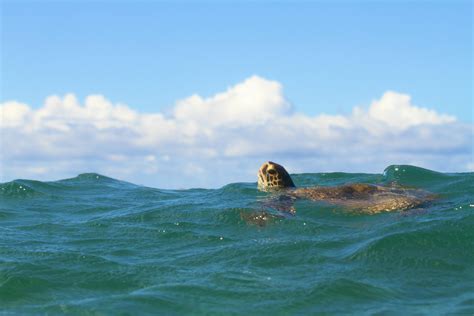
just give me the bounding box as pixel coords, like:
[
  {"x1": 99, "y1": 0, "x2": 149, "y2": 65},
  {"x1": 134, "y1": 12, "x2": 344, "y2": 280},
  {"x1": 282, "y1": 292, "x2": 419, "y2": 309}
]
[
  {"x1": 240, "y1": 210, "x2": 284, "y2": 226},
  {"x1": 242, "y1": 194, "x2": 297, "y2": 226},
  {"x1": 259, "y1": 194, "x2": 297, "y2": 214}
]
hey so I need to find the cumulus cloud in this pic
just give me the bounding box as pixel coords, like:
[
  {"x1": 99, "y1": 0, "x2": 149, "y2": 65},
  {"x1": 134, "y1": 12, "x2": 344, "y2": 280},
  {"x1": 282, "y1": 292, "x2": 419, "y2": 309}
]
[
  {"x1": 353, "y1": 91, "x2": 456, "y2": 132},
  {"x1": 1, "y1": 75, "x2": 472, "y2": 188}
]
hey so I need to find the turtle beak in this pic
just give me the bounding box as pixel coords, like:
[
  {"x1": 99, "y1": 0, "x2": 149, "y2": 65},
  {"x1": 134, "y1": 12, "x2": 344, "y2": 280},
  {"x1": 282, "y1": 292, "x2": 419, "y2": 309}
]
[
  {"x1": 257, "y1": 169, "x2": 265, "y2": 188},
  {"x1": 257, "y1": 162, "x2": 269, "y2": 189}
]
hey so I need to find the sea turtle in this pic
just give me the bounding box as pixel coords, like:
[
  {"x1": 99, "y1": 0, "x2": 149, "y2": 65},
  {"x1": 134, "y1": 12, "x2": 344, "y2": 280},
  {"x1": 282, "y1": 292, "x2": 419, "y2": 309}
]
[{"x1": 242, "y1": 161, "x2": 433, "y2": 225}]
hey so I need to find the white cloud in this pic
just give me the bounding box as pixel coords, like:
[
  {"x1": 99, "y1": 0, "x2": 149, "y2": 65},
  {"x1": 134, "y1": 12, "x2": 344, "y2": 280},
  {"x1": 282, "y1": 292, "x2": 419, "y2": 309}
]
[
  {"x1": 0, "y1": 101, "x2": 31, "y2": 128},
  {"x1": 174, "y1": 76, "x2": 291, "y2": 127},
  {"x1": 0, "y1": 76, "x2": 472, "y2": 188},
  {"x1": 353, "y1": 91, "x2": 456, "y2": 132}
]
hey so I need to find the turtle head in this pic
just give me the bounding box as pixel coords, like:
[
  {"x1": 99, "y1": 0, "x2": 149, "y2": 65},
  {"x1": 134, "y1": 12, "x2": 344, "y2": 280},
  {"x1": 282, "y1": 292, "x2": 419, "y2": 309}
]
[{"x1": 257, "y1": 161, "x2": 295, "y2": 190}]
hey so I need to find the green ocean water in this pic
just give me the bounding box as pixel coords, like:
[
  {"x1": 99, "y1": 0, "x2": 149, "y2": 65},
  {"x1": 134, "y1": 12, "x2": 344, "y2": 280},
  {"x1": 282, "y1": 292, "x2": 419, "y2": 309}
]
[{"x1": 1, "y1": 165, "x2": 473, "y2": 315}]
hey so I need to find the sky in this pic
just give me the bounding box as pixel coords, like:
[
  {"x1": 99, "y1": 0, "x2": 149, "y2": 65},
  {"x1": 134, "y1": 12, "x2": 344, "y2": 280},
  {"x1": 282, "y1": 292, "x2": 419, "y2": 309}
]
[{"x1": 1, "y1": 0, "x2": 473, "y2": 188}]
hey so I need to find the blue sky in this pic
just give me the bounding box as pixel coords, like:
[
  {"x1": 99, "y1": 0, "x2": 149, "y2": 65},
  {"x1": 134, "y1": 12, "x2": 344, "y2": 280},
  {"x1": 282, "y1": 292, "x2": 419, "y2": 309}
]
[
  {"x1": 2, "y1": 1, "x2": 472, "y2": 119},
  {"x1": 1, "y1": 1, "x2": 472, "y2": 188}
]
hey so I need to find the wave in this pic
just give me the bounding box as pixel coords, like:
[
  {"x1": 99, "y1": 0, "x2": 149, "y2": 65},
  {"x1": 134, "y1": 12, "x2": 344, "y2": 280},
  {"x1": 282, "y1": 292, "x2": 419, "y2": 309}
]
[{"x1": 0, "y1": 165, "x2": 472, "y2": 315}]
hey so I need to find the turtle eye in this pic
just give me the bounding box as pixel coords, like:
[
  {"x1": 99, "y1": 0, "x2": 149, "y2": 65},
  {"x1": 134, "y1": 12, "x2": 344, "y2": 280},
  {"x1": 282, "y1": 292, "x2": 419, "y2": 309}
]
[{"x1": 267, "y1": 169, "x2": 277, "y2": 175}]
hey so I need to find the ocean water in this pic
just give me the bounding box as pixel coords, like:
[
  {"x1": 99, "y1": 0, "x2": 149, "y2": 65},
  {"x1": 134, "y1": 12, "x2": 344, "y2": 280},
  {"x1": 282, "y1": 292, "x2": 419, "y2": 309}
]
[{"x1": 1, "y1": 165, "x2": 473, "y2": 315}]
